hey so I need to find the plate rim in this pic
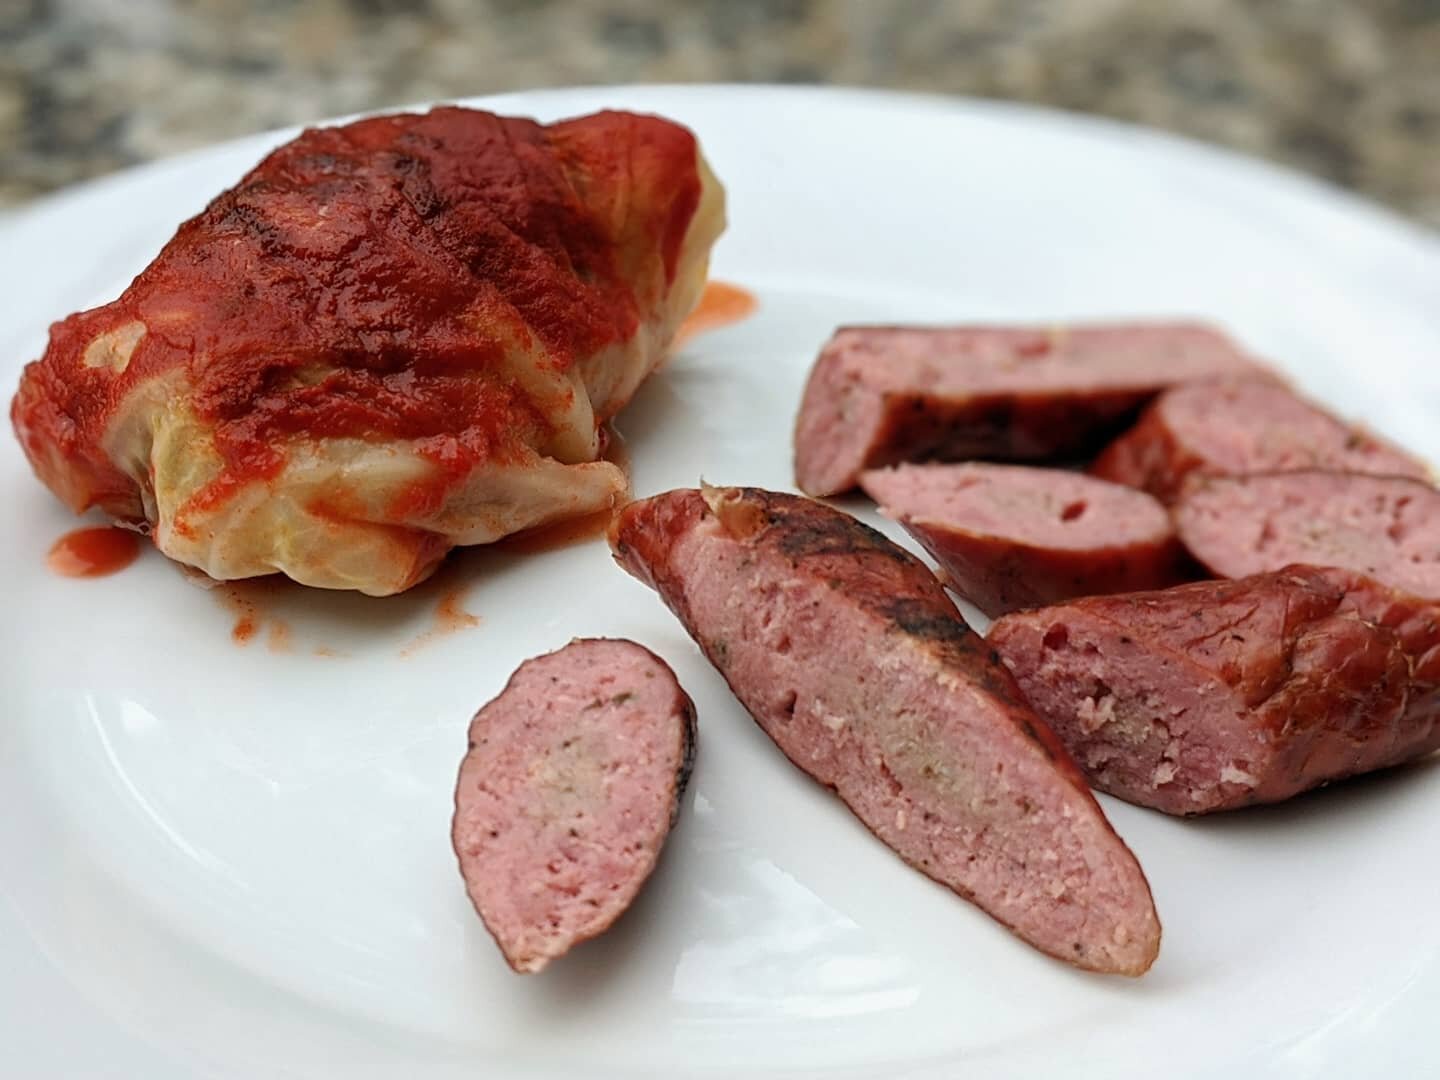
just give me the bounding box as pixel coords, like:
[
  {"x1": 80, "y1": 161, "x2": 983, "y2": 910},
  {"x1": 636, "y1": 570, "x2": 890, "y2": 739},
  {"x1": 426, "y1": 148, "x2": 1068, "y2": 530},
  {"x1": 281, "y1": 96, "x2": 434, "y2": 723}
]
[
  {"x1": 5, "y1": 83, "x2": 1437, "y2": 262},
  {"x1": 3, "y1": 82, "x2": 1439, "y2": 1080}
]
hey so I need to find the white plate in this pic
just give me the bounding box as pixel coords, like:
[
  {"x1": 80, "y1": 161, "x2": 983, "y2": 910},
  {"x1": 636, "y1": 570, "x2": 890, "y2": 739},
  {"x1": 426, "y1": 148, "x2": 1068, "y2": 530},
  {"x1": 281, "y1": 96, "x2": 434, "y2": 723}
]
[{"x1": 3, "y1": 85, "x2": 1439, "y2": 1079}]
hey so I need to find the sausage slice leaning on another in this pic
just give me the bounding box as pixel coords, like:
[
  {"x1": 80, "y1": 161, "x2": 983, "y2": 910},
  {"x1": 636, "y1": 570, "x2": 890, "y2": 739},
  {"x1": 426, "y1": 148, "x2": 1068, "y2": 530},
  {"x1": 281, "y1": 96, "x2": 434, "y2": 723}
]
[
  {"x1": 610, "y1": 485, "x2": 1161, "y2": 976},
  {"x1": 452, "y1": 638, "x2": 697, "y2": 974},
  {"x1": 860, "y1": 462, "x2": 1190, "y2": 617},
  {"x1": 1090, "y1": 379, "x2": 1432, "y2": 503}
]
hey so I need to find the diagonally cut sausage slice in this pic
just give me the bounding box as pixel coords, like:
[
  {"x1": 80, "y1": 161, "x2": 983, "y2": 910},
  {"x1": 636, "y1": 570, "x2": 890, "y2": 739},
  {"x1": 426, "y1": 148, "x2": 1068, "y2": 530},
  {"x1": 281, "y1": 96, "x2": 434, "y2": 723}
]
[
  {"x1": 794, "y1": 323, "x2": 1269, "y2": 496},
  {"x1": 860, "y1": 462, "x2": 1189, "y2": 616},
  {"x1": 451, "y1": 637, "x2": 697, "y2": 973},
  {"x1": 610, "y1": 485, "x2": 1160, "y2": 975},
  {"x1": 1091, "y1": 379, "x2": 1431, "y2": 503},
  {"x1": 988, "y1": 567, "x2": 1439, "y2": 815}
]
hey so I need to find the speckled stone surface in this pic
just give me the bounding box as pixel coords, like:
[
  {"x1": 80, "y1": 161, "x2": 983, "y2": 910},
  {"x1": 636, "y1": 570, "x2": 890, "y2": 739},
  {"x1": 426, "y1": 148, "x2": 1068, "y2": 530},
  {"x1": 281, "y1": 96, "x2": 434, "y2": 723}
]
[{"x1": 2, "y1": 0, "x2": 1437, "y2": 226}]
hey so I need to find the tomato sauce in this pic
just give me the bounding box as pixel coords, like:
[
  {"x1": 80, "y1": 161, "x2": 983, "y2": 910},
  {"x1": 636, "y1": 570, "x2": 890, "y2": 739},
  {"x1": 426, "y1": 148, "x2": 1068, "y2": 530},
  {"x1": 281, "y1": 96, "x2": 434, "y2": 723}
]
[
  {"x1": 401, "y1": 582, "x2": 483, "y2": 656},
  {"x1": 214, "y1": 581, "x2": 263, "y2": 644},
  {"x1": 47, "y1": 526, "x2": 141, "y2": 578},
  {"x1": 209, "y1": 578, "x2": 295, "y2": 650},
  {"x1": 15, "y1": 108, "x2": 704, "y2": 531},
  {"x1": 435, "y1": 589, "x2": 482, "y2": 634},
  {"x1": 676, "y1": 281, "x2": 757, "y2": 345}
]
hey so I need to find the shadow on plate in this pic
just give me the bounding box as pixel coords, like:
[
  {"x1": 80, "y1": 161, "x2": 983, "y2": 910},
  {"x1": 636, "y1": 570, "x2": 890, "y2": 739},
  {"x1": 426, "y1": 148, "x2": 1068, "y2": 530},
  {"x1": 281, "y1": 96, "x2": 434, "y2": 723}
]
[
  {"x1": 195, "y1": 530, "x2": 620, "y2": 656},
  {"x1": 1178, "y1": 753, "x2": 1440, "y2": 838}
]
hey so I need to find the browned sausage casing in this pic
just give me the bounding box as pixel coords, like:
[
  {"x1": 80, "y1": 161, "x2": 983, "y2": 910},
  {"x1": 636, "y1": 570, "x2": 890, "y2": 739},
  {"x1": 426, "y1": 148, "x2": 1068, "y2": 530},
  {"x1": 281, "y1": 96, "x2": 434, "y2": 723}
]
[
  {"x1": 1091, "y1": 379, "x2": 1431, "y2": 503},
  {"x1": 610, "y1": 485, "x2": 1160, "y2": 976},
  {"x1": 989, "y1": 567, "x2": 1440, "y2": 815},
  {"x1": 860, "y1": 462, "x2": 1190, "y2": 616}
]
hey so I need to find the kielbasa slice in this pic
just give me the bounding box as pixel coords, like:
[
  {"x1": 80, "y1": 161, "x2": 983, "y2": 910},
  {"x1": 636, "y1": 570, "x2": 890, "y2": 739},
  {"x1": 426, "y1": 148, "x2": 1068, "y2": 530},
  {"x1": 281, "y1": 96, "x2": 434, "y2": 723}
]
[
  {"x1": 988, "y1": 567, "x2": 1440, "y2": 815},
  {"x1": 1174, "y1": 471, "x2": 1440, "y2": 599},
  {"x1": 794, "y1": 323, "x2": 1268, "y2": 496},
  {"x1": 861, "y1": 462, "x2": 1188, "y2": 616},
  {"x1": 1091, "y1": 379, "x2": 1431, "y2": 503},
  {"x1": 451, "y1": 638, "x2": 696, "y2": 973},
  {"x1": 610, "y1": 485, "x2": 1160, "y2": 975}
]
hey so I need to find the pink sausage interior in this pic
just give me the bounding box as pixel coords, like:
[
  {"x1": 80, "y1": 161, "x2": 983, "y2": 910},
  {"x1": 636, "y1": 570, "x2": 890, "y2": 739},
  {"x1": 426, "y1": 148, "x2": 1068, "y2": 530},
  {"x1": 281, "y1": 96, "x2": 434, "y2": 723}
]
[
  {"x1": 453, "y1": 639, "x2": 690, "y2": 973},
  {"x1": 818, "y1": 323, "x2": 1259, "y2": 397},
  {"x1": 1176, "y1": 472, "x2": 1440, "y2": 599},
  {"x1": 862, "y1": 462, "x2": 1173, "y2": 549},
  {"x1": 667, "y1": 514, "x2": 1159, "y2": 973},
  {"x1": 794, "y1": 322, "x2": 1266, "y2": 496},
  {"x1": 1162, "y1": 380, "x2": 1429, "y2": 477},
  {"x1": 992, "y1": 613, "x2": 1279, "y2": 814}
]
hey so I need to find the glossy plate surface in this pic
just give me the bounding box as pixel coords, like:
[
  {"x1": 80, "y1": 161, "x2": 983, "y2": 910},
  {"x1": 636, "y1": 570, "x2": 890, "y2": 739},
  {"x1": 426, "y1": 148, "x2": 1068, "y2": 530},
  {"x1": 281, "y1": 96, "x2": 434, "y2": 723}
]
[{"x1": 2, "y1": 86, "x2": 1439, "y2": 1079}]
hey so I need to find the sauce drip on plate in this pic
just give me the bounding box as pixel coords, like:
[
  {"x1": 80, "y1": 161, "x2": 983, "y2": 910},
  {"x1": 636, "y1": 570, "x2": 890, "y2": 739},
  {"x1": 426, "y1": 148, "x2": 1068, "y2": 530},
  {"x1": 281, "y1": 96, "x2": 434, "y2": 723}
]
[
  {"x1": 675, "y1": 281, "x2": 757, "y2": 345},
  {"x1": 47, "y1": 526, "x2": 141, "y2": 578},
  {"x1": 401, "y1": 585, "x2": 484, "y2": 657},
  {"x1": 213, "y1": 579, "x2": 292, "y2": 650}
]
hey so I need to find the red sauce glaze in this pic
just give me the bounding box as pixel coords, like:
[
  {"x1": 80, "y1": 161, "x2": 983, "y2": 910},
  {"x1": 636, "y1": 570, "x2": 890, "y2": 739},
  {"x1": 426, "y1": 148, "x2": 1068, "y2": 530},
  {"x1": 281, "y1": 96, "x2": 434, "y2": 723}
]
[
  {"x1": 676, "y1": 281, "x2": 757, "y2": 345},
  {"x1": 46, "y1": 526, "x2": 142, "y2": 577},
  {"x1": 12, "y1": 107, "x2": 704, "y2": 526}
]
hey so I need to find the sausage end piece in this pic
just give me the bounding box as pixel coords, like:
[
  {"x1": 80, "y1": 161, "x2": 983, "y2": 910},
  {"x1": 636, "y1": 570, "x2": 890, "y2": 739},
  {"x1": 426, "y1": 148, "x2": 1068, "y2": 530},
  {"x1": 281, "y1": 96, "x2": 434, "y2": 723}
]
[{"x1": 452, "y1": 637, "x2": 696, "y2": 973}]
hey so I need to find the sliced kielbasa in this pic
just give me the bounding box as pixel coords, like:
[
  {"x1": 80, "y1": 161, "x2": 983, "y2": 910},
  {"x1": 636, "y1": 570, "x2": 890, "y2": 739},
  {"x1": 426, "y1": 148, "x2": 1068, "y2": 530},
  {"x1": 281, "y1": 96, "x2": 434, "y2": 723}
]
[
  {"x1": 988, "y1": 567, "x2": 1439, "y2": 815},
  {"x1": 1174, "y1": 471, "x2": 1440, "y2": 599},
  {"x1": 451, "y1": 638, "x2": 696, "y2": 973},
  {"x1": 861, "y1": 462, "x2": 1189, "y2": 616},
  {"x1": 610, "y1": 485, "x2": 1160, "y2": 975},
  {"x1": 794, "y1": 323, "x2": 1268, "y2": 496},
  {"x1": 1091, "y1": 379, "x2": 1430, "y2": 503}
]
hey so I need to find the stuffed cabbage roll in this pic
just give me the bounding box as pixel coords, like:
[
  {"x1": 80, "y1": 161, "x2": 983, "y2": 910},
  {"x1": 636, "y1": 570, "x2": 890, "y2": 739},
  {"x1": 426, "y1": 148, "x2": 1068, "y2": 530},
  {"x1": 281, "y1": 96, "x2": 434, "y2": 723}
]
[{"x1": 12, "y1": 106, "x2": 725, "y2": 594}]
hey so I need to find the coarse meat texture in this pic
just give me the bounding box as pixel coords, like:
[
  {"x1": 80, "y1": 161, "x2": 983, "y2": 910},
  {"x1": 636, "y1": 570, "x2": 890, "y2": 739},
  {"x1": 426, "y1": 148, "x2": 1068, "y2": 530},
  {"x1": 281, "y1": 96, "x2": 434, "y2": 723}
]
[
  {"x1": 12, "y1": 106, "x2": 725, "y2": 594},
  {"x1": 610, "y1": 485, "x2": 1160, "y2": 976},
  {"x1": 1091, "y1": 379, "x2": 1432, "y2": 503},
  {"x1": 451, "y1": 637, "x2": 696, "y2": 974},
  {"x1": 860, "y1": 462, "x2": 1188, "y2": 616},
  {"x1": 793, "y1": 322, "x2": 1269, "y2": 496},
  {"x1": 1174, "y1": 471, "x2": 1440, "y2": 599},
  {"x1": 988, "y1": 567, "x2": 1440, "y2": 815}
]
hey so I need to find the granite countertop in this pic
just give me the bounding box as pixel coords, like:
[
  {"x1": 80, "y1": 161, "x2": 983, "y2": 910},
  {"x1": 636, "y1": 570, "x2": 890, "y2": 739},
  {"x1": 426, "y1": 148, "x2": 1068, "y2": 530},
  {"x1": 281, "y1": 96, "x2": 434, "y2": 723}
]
[{"x1": 2, "y1": 0, "x2": 1436, "y2": 227}]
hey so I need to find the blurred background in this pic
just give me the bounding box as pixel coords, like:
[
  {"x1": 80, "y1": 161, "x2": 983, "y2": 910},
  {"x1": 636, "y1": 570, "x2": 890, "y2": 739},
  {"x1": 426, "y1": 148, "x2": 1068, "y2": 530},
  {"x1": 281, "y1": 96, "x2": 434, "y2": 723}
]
[{"x1": 2, "y1": 0, "x2": 1436, "y2": 225}]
